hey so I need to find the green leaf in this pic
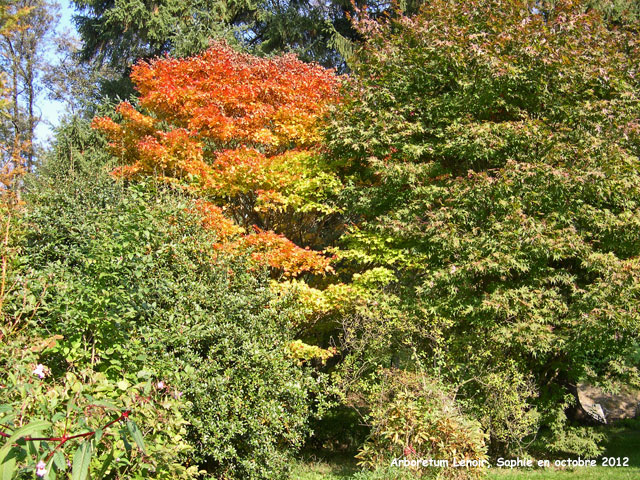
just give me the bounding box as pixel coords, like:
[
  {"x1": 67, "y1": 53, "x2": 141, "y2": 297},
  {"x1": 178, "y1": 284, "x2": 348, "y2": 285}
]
[
  {"x1": 126, "y1": 420, "x2": 146, "y2": 454},
  {"x1": 45, "y1": 456, "x2": 56, "y2": 480},
  {"x1": 51, "y1": 412, "x2": 66, "y2": 423},
  {"x1": 71, "y1": 442, "x2": 92, "y2": 480},
  {"x1": 53, "y1": 450, "x2": 66, "y2": 470},
  {"x1": 0, "y1": 414, "x2": 14, "y2": 429},
  {"x1": 26, "y1": 439, "x2": 40, "y2": 457},
  {"x1": 120, "y1": 428, "x2": 132, "y2": 453},
  {"x1": 95, "y1": 448, "x2": 114, "y2": 480},
  {"x1": 8, "y1": 419, "x2": 51, "y2": 442},
  {"x1": 0, "y1": 444, "x2": 16, "y2": 480}
]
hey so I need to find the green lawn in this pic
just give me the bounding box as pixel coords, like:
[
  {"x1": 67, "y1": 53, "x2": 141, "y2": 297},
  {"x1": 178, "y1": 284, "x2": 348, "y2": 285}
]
[
  {"x1": 488, "y1": 468, "x2": 640, "y2": 480},
  {"x1": 293, "y1": 424, "x2": 640, "y2": 479},
  {"x1": 292, "y1": 453, "x2": 360, "y2": 480}
]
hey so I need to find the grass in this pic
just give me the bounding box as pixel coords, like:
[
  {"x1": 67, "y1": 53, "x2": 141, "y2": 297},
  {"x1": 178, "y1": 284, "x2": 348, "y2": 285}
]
[
  {"x1": 488, "y1": 468, "x2": 640, "y2": 480},
  {"x1": 292, "y1": 453, "x2": 359, "y2": 480},
  {"x1": 293, "y1": 424, "x2": 640, "y2": 479},
  {"x1": 488, "y1": 424, "x2": 640, "y2": 480}
]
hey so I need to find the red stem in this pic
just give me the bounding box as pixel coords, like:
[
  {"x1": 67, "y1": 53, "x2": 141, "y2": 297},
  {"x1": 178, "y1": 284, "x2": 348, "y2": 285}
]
[{"x1": 0, "y1": 410, "x2": 131, "y2": 444}]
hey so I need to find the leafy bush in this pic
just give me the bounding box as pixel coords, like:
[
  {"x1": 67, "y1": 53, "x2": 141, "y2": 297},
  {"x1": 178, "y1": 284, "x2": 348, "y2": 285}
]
[
  {"x1": 465, "y1": 366, "x2": 540, "y2": 457},
  {"x1": 355, "y1": 370, "x2": 487, "y2": 479},
  {"x1": 12, "y1": 137, "x2": 327, "y2": 479},
  {"x1": 326, "y1": 0, "x2": 640, "y2": 456},
  {"x1": 0, "y1": 334, "x2": 196, "y2": 480}
]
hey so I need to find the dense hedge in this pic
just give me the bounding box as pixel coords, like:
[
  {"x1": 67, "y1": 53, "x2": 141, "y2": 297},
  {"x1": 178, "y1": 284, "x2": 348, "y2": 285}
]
[{"x1": 11, "y1": 135, "x2": 326, "y2": 479}]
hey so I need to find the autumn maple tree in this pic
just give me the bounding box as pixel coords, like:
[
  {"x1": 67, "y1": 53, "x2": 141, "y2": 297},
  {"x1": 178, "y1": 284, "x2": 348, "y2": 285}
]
[
  {"x1": 326, "y1": 0, "x2": 640, "y2": 459},
  {"x1": 93, "y1": 42, "x2": 341, "y2": 278}
]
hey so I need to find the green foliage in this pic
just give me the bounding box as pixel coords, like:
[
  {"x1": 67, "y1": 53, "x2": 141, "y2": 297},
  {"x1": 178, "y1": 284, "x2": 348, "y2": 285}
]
[
  {"x1": 72, "y1": 0, "x2": 237, "y2": 96},
  {"x1": 0, "y1": 333, "x2": 197, "y2": 480},
  {"x1": 468, "y1": 366, "x2": 540, "y2": 456},
  {"x1": 170, "y1": 320, "x2": 326, "y2": 479},
  {"x1": 587, "y1": 0, "x2": 640, "y2": 26},
  {"x1": 544, "y1": 426, "x2": 606, "y2": 459},
  {"x1": 326, "y1": 0, "x2": 640, "y2": 457},
  {"x1": 71, "y1": 0, "x2": 362, "y2": 98},
  {"x1": 13, "y1": 135, "x2": 327, "y2": 479},
  {"x1": 355, "y1": 370, "x2": 487, "y2": 479},
  {"x1": 8, "y1": 0, "x2": 640, "y2": 474}
]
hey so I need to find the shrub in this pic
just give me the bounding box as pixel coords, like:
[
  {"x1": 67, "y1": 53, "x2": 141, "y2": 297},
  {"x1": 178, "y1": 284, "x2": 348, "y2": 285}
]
[
  {"x1": 0, "y1": 333, "x2": 197, "y2": 480},
  {"x1": 355, "y1": 370, "x2": 487, "y2": 479},
  {"x1": 13, "y1": 140, "x2": 327, "y2": 479}
]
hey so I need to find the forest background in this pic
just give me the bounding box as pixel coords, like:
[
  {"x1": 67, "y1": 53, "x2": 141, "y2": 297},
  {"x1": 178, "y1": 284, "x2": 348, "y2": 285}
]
[{"x1": 2, "y1": 0, "x2": 640, "y2": 479}]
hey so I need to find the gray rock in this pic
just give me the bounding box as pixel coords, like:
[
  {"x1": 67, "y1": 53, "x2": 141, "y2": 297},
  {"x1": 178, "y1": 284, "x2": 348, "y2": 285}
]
[{"x1": 585, "y1": 403, "x2": 607, "y2": 424}]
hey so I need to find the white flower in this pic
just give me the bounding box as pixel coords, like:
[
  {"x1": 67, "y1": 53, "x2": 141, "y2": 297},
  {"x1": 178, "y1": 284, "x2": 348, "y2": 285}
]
[
  {"x1": 32, "y1": 364, "x2": 46, "y2": 379},
  {"x1": 157, "y1": 381, "x2": 165, "y2": 390},
  {"x1": 36, "y1": 460, "x2": 47, "y2": 477},
  {"x1": 450, "y1": 265, "x2": 457, "y2": 274}
]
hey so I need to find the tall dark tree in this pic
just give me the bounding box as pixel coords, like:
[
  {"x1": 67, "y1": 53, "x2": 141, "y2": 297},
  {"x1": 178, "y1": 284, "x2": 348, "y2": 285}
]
[
  {"x1": 72, "y1": 0, "x2": 367, "y2": 67},
  {"x1": 71, "y1": 0, "x2": 411, "y2": 99}
]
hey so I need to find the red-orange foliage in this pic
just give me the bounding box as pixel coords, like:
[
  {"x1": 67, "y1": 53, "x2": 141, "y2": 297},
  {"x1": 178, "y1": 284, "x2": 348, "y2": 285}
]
[
  {"x1": 239, "y1": 228, "x2": 334, "y2": 277},
  {"x1": 191, "y1": 200, "x2": 243, "y2": 241},
  {"x1": 130, "y1": 43, "x2": 339, "y2": 148},
  {"x1": 93, "y1": 42, "x2": 340, "y2": 277},
  {"x1": 191, "y1": 201, "x2": 332, "y2": 277}
]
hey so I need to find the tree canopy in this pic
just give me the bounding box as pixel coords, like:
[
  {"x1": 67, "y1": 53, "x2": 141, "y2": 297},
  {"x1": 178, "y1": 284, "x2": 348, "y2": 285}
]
[
  {"x1": 4, "y1": 0, "x2": 640, "y2": 478},
  {"x1": 72, "y1": 0, "x2": 365, "y2": 71},
  {"x1": 326, "y1": 0, "x2": 640, "y2": 456},
  {"x1": 92, "y1": 42, "x2": 341, "y2": 277}
]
